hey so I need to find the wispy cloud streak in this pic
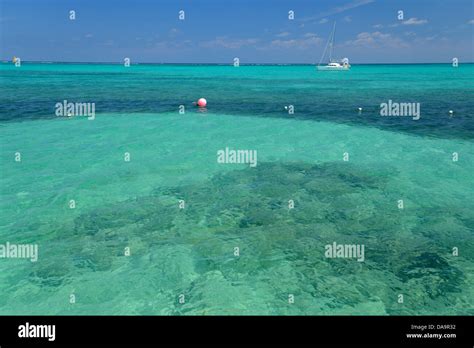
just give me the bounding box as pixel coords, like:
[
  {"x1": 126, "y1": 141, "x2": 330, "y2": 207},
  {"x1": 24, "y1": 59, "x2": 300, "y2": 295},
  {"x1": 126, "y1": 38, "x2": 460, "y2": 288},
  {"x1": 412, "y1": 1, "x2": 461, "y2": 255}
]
[{"x1": 300, "y1": 0, "x2": 375, "y2": 22}]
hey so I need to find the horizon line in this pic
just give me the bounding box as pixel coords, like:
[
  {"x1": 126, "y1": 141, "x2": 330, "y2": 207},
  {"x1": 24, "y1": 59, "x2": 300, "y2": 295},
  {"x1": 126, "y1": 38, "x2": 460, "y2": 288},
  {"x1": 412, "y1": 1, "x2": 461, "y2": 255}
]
[{"x1": 2, "y1": 60, "x2": 474, "y2": 65}]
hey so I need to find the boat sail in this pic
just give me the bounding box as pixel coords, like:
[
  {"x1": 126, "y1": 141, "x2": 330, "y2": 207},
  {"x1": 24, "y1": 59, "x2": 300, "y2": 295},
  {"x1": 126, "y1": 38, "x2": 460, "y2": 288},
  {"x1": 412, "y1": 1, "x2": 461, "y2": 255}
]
[{"x1": 317, "y1": 22, "x2": 350, "y2": 71}]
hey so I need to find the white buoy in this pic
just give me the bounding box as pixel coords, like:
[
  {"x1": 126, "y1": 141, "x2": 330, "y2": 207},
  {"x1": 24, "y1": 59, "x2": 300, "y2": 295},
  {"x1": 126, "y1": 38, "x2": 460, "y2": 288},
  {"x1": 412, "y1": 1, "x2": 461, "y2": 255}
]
[
  {"x1": 449, "y1": 110, "x2": 454, "y2": 114},
  {"x1": 358, "y1": 107, "x2": 362, "y2": 112}
]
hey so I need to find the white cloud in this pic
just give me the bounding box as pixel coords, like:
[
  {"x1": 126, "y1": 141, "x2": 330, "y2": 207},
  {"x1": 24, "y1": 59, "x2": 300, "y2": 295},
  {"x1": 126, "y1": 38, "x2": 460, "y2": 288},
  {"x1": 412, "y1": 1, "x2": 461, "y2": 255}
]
[
  {"x1": 345, "y1": 31, "x2": 409, "y2": 48},
  {"x1": 145, "y1": 38, "x2": 193, "y2": 50},
  {"x1": 468, "y1": 19, "x2": 474, "y2": 24},
  {"x1": 319, "y1": 18, "x2": 328, "y2": 24},
  {"x1": 261, "y1": 35, "x2": 322, "y2": 50},
  {"x1": 200, "y1": 37, "x2": 259, "y2": 49},
  {"x1": 343, "y1": 16, "x2": 352, "y2": 22},
  {"x1": 373, "y1": 24, "x2": 383, "y2": 29},
  {"x1": 403, "y1": 18, "x2": 428, "y2": 25},
  {"x1": 276, "y1": 32, "x2": 290, "y2": 38}
]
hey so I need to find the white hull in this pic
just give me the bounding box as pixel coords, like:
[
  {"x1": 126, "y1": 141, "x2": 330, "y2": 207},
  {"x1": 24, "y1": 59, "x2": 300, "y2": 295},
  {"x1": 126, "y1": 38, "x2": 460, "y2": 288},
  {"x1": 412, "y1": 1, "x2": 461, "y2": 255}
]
[{"x1": 317, "y1": 65, "x2": 350, "y2": 71}]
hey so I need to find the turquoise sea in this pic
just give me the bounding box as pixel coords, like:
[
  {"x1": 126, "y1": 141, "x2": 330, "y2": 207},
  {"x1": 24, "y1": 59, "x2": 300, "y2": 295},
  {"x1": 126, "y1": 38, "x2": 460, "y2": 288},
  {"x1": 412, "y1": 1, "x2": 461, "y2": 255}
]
[{"x1": 0, "y1": 63, "x2": 473, "y2": 315}]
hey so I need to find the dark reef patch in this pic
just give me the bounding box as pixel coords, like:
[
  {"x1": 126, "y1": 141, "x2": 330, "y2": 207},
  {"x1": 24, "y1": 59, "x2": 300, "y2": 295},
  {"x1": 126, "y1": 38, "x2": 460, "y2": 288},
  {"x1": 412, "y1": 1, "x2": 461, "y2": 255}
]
[{"x1": 19, "y1": 161, "x2": 472, "y2": 313}]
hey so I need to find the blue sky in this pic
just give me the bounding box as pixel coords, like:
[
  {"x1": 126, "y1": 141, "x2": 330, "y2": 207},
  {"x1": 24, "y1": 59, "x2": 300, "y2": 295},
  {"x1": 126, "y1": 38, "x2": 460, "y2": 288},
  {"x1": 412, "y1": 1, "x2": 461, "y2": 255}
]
[{"x1": 1, "y1": 0, "x2": 473, "y2": 63}]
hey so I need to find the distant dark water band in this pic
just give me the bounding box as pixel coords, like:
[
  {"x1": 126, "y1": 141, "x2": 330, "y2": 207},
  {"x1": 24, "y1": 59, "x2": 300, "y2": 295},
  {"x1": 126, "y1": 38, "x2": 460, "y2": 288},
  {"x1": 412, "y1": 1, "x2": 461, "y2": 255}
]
[{"x1": 1, "y1": 98, "x2": 473, "y2": 141}]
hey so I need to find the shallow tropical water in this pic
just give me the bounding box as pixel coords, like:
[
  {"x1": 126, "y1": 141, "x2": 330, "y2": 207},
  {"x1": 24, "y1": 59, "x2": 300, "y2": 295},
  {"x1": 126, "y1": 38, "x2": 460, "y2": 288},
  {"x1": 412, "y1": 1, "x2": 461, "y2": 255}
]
[{"x1": 0, "y1": 63, "x2": 473, "y2": 315}]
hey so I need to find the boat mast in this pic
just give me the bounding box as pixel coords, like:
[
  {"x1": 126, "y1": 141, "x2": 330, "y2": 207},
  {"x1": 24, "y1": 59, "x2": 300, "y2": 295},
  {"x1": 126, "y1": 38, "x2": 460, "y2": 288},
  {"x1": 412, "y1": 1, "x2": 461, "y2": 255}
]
[
  {"x1": 329, "y1": 21, "x2": 336, "y2": 63},
  {"x1": 317, "y1": 21, "x2": 337, "y2": 66}
]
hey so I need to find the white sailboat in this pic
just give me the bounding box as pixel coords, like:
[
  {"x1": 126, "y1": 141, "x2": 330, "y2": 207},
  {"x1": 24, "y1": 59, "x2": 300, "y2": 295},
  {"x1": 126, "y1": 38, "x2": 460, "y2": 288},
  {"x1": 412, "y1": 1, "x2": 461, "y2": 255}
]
[{"x1": 317, "y1": 22, "x2": 350, "y2": 71}]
